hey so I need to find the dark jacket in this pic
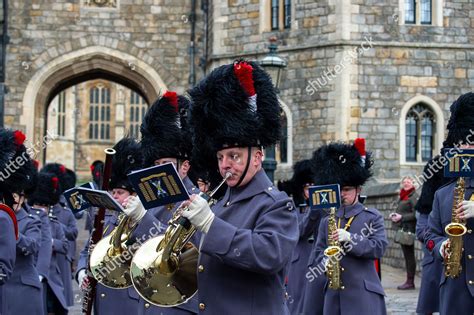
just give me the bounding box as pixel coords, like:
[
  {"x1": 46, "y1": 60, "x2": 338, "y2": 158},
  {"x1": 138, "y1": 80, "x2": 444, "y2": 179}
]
[{"x1": 394, "y1": 190, "x2": 418, "y2": 233}]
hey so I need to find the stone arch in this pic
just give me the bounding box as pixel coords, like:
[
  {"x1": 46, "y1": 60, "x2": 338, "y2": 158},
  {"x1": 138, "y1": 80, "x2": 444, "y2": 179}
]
[
  {"x1": 399, "y1": 95, "x2": 444, "y2": 164},
  {"x1": 279, "y1": 98, "x2": 293, "y2": 167},
  {"x1": 20, "y1": 45, "x2": 169, "y2": 161}
]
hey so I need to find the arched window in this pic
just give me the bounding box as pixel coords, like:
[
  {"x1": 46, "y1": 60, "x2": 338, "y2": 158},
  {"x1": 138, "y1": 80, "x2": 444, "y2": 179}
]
[
  {"x1": 129, "y1": 91, "x2": 147, "y2": 139},
  {"x1": 405, "y1": 104, "x2": 435, "y2": 162},
  {"x1": 89, "y1": 84, "x2": 111, "y2": 140}
]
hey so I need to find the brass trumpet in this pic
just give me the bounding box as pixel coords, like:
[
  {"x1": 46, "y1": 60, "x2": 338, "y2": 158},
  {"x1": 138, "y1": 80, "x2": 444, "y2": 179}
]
[{"x1": 130, "y1": 172, "x2": 231, "y2": 307}]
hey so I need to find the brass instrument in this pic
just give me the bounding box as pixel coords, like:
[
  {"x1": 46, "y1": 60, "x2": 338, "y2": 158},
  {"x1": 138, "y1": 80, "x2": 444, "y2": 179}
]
[
  {"x1": 89, "y1": 213, "x2": 137, "y2": 289},
  {"x1": 130, "y1": 172, "x2": 231, "y2": 306},
  {"x1": 324, "y1": 207, "x2": 344, "y2": 290},
  {"x1": 444, "y1": 177, "x2": 468, "y2": 278}
]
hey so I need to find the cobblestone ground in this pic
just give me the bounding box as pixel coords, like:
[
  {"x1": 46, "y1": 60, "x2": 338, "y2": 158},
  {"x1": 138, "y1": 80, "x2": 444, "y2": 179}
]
[{"x1": 69, "y1": 218, "x2": 426, "y2": 315}]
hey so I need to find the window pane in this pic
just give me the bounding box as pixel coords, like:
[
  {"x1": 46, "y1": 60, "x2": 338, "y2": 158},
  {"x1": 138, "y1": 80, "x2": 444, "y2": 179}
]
[
  {"x1": 284, "y1": 0, "x2": 291, "y2": 29},
  {"x1": 271, "y1": 0, "x2": 279, "y2": 30},
  {"x1": 405, "y1": 115, "x2": 417, "y2": 162},
  {"x1": 420, "y1": 0, "x2": 432, "y2": 24},
  {"x1": 106, "y1": 107, "x2": 110, "y2": 121},
  {"x1": 95, "y1": 88, "x2": 99, "y2": 103},
  {"x1": 130, "y1": 106, "x2": 134, "y2": 121},
  {"x1": 405, "y1": 0, "x2": 415, "y2": 24},
  {"x1": 106, "y1": 125, "x2": 110, "y2": 140},
  {"x1": 90, "y1": 89, "x2": 94, "y2": 103},
  {"x1": 89, "y1": 124, "x2": 93, "y2": 139},
  {"x1": 421, "y1": 115, "x2": 433, "y2": 161},
  {"x1": 94, "y1": 124, "x2": 98, "y2": 139},
  {"x1": 106, "y1": 89, "x2": 110, "y2": 103}
]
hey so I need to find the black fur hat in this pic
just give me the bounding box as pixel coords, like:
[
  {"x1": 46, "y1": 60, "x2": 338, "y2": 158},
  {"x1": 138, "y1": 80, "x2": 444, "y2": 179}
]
[
  {"x1": 41, "y1": 163, "x2": 68, "y2": 194},
  {"x1": 109, "y1": 137, "x2": 143, "y2": 192},
  {"x1": 415, "y1": 155, "x2": 452, "y2": 214},
  {"x1": 27, "y1": 171, "x2": 62, "y2": 206},
  {"x1": 443, "y1": 92, "x2": 474, "y2": 147},
  {"x1": 188, "y1": 60, "x2": 281, "y2": 181},
  {"x1": 64, "y1": 168, "x2": 77, "y2": 191},
  {"x1": 140, "y1": 91, "x2": 192, "y2": 167},
  {"x1": 310, "y1": 139, "x2": 373, "y2": 187},
  {"x1": 0, "y1": 129, "x2": 36, "y2": 195},
  {"x1": 90, "y1": 160, "x2": 104, "y2": 186}
]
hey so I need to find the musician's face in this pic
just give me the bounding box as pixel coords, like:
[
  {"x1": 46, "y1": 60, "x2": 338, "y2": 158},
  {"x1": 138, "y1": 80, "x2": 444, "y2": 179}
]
[
  {"x1": 112, "y1": 188, "x2": 132, "y2": 205},
  {"x1": 341, "y1": 186, "x2": 361, "y2": 206},
  {"x1": 217, "y1": 147, "x2": 262, "y2": 188},
  {"x1": 303, "y1": 183, "x2": 313, "y2": 200},
  {"x1": 197, "y1": 179, "x2": 210, "y2": 193},
  {"x1": 12, "y1": 192, "x2": 25, "y2": 212}
]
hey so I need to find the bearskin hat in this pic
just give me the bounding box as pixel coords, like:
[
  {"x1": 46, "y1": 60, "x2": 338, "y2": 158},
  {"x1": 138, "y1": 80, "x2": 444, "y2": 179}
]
[
  {"x1": 91, "y1": 160, "x2": 104, "y2": 186},
  {"x1": 310, "y1": 138, "x2": 373, "y2": 187},
  {"x1": 188, "y1": 60, "x2": 281, "y2": 184},
  {"x1": 27, "y1": 171, "x2": 62, "y2": 206},
  {"x1": 109, "y1": 137, "x2": 143, "y2": 192},
  {"x1": 41, "y1": 163, "x2": 68, "y2": 194},
  {"x1": 140, "y1": 91, "x2": 192, "y2": 167},
  {"x1": 0, "y1": 129, "x2": 36, "y2": 195},
  {"x1": 415, "y1": 155, "x2": 452, "y2": 214},
  {"x1": 64, "y1": 168, "x2": 77, "y2": 191},
  {"x1": 443, "y1": 92, "x2": 474, "y2": 147}
]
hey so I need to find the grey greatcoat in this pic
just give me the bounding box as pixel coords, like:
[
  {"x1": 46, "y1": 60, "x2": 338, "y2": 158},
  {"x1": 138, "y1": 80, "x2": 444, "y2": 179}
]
[
  {"x1": 426, "y1": 179, "x2": 474, "y2": 314},
  {"x1": 3, "y1": 208, "x2": 43, "y2": 315},
  {"x1": 312, "y1": 202, "x2": 388, "y2": 315},
  {"x1": 194, "y1": 170, "x2": 298, "y2": 314},
  {"x1": 0, "y1": 209, "x2": 16, "y2": 315}
]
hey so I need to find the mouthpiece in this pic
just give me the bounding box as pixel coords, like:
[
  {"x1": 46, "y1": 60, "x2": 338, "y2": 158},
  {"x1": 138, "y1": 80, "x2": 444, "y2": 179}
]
[{"x1": 224, "y1": 172, "x2": 232, "y2": 179}]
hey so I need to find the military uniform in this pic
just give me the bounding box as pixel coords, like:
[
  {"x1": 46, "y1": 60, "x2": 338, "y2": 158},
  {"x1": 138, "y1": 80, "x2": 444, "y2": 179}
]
[
  {"x1": 312, "y1": 203, "x2": 387, "y2": 315},
  {"x1": 3, "y1": 208, "x2": 43, "y2": 315},
  {"x1": 192, "y1": 170, "x2": 298, "y2": 314},
  {"x1": 415, "y1": 212, "x2": 443, "y2": 313},
  {"x1": 52, "y1": 203, "x2": 78, "y2": 306},
  {"x1": 426, "y1": 179, "x2": 474, "y2": 314},
  {"x1": 0, "y1": 209, "x2": 17, "y2": 315}
]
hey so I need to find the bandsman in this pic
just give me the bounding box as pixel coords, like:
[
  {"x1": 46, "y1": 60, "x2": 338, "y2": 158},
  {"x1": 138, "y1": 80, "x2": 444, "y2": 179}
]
[
  {"x1": 426, "y1": 92, "x2": 474, "y2": 314},
  {"x1": 309, "y1": 140, "x2": 388, "y2": 315}
]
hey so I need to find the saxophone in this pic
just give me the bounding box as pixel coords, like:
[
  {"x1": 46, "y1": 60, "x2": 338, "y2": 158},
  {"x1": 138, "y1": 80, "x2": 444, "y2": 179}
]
[
  {"x1": 444, "y1": 177, "x2": 468, "y2": 278},
  {"x1": 324, "y1": 207, "x2": 344, "y2": 290}
]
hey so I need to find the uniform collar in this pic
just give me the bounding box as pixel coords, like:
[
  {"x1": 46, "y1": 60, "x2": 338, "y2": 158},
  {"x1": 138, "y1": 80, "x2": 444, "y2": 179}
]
[
  {"x1": 336, "y1": 202, "x2": 365, "y2": 219},
  {"x1": 15, "y1": 208, "x2": 28, "y2": 221},
  {"x1": 223, "y1": 169, "x2": 273, "y2": 205}
]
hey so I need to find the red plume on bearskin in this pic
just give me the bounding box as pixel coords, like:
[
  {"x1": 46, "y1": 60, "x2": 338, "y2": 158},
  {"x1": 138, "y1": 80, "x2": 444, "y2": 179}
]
[
  {"x1": 163, "y1": 91, "x2": 179, "y2": 113},
  {"x1": 59, "y1": 165, "x2": 66, "y2": 174},
  {"x1": 13, "y1": 130, "x2": 26, "y2": 148},
  {"x1": 354, "y1": 138, "x2": 366, "y2": 157},
  {"x1": 27, "y1": 172, "x2": 61, "y2": 206},
  {"x1": 234, "y1": 62, "x2": 256, "y2": 97},
  {"x1": 32, "y1": 160, "x2": 39, "y2": 170}
]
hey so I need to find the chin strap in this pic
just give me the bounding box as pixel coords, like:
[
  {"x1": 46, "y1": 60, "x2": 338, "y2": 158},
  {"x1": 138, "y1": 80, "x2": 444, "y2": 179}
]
[{"x1": 235, "y1": 147, "x2": 252, "y2": 188}]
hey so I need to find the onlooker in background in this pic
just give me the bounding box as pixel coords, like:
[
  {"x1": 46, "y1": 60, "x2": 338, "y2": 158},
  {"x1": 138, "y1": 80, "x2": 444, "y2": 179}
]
[{"x1": 390, "y1": 176, "x2": 418, "y2": 290}]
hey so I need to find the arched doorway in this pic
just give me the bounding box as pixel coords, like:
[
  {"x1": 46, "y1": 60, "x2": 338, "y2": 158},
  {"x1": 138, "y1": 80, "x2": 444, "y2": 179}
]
[{"x1": 20, "y1": 46, "x2": 167, "y2": 165}]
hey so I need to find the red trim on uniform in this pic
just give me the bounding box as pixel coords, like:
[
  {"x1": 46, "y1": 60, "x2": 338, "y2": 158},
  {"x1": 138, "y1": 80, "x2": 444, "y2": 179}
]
[
  {"x1": 426, "y1": 239, "x2": 435, "y2": 252},
  {"x1": 0, "y1": 203, "x2": 19, "y2": 240}
]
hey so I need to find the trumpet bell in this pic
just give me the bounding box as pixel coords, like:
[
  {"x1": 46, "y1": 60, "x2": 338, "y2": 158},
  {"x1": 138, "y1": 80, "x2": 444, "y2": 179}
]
[
  {"x1": 89, "y1": 234, "x2": 133, "y2": 289},
  {"x1": 131, "y1": 235, "x2": 198, "y2": 307}
]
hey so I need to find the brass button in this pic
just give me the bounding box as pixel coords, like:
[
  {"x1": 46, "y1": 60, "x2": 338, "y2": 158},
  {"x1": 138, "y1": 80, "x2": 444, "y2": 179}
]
[
  {"x1": 268, "y1": 187, "x2": 273, "y2": 191},
  {"x1": 198, "y1": 265, "x2": 204, "y2": 273},
  {"x1": 199, "y1": 303, "x2": 205, "y2": 310},
  {"x1": 468, "y1": 229, "x2": 472, "y2": 234},
  {"x1": 225, "y1": 201, "x2": 230, "y2": 207},
  {"x1": 469, "y1": 280, "x2": 473, "y2": 285},
  {"x1": 145, "y1": 303, "x2": 150, "y2": 308},
  {"x1": 100, "y1": 293, "x2": 106, "y2": 298},
  {"x1": 468, "y1": 255, "x2": 473, "y2": 260}
]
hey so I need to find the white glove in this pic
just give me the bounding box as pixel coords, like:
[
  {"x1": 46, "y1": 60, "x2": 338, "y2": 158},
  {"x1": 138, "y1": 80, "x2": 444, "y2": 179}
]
[
  {"x1": 459, "y1": 200, "x2": 474, "y2": 219},
  {"x1": 182, "y1": 195, "x2": 215, "y2": 233},
  {"x1": 336, "y1": 229, "x2": 351, "y2": 243},
  {"x1": 439, "y1": 239, "x2": 449, "y2": 259},
  {"x1": 77, "y1": 269, "x2": 87, "y2": 286},
  {"x1": 122, "y1": 196, "x2": 146, "y2": 222}
]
